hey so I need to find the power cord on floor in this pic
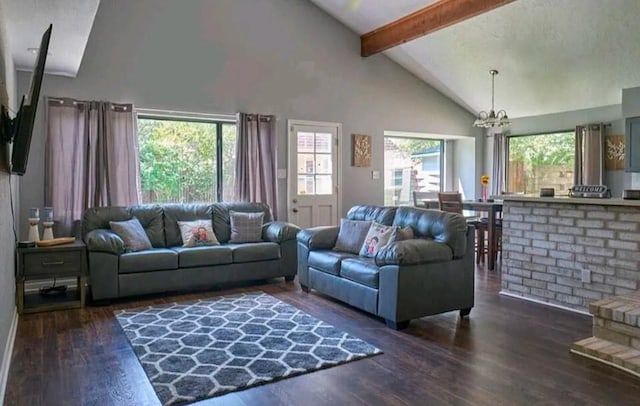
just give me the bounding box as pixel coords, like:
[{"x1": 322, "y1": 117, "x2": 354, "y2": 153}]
[{"x1": 39, "y1": 277, "x2": 68, "y2": 296}]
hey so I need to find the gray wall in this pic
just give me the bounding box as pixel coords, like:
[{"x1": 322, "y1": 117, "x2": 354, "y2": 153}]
[
  {"x1": 452, "y1": 138, "x2": 477, "y2": 199},
  {"x1": 485, "y1": 104, "x2": 627, "y2": 197},
  {"x1": 0, "y1": 2, "x2": 17, "y2": 386},
  {"x1": 17, "y1": 0, "x2": 480, "y2": 231}
]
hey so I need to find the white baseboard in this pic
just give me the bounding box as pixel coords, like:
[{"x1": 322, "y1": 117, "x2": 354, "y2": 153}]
[
  {"x1": 0, "y1": 308, "x2": 18, "y2": 403},
  {"x1": 499, "y1": 290, "x2": 591, "y2": 316}
]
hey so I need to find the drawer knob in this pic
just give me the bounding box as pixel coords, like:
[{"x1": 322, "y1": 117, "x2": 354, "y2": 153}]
[{"x1": 41, "y1": 261, "x2": 65, "y2": 266}]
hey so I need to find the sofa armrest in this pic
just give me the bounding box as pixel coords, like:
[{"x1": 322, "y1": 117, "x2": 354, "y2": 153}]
[
  {"x1": 296, "y1": 226, "x2": 339, "y2": 250},
  {"x1": 375, "y1": 239, "x2": 453, "y2": 266},
  {"x1": 262, "y1": 221, "x2": 301, "y2": 243},
  {"x1": 85, "y1": 229, "x2": 124, "y2": 255}
]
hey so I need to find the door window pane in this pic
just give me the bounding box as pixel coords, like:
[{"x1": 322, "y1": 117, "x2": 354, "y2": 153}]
[
  {"x1": 297, "y1": 132, "x2": 315, "y2": 153},
  {"x1": 316, "y1": 175, "x2": 333, "y2": 194},
  {"x1": 315, "y1": 133, "x2": 332, "y2": 153},
  {"x1": 298, "y1": 176, "x2": 315, "y2": 195},
  {"x1": 384, "y1": 137, "x2": 443, "y2": 206},
  {"x1": 507, "y1": 132, "x2": 575, "y2": 194},
  {"x1": 296, "y1": 131, "x2": 334, "y2": 195}
]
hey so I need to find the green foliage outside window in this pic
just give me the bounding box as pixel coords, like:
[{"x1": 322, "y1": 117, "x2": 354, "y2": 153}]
[{"x1": 137, "y1": 118, "x2": 237, "y2": 203}]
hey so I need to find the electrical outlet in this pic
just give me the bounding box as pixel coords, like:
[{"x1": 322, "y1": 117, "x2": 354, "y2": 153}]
[{"x1": 581, "y1": 269, "x2": 591, "y2": 283}]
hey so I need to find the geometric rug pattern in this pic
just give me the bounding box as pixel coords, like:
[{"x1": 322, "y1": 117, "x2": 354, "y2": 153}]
[{"x1": 115, "y1": 292, "x2": 382, "y2": 405}]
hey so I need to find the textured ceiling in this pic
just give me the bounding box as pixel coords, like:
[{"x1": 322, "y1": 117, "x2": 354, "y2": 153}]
[
  {"x1": 310, "y1": 0, "x2": 640, "y2": 118},
  {"x1": 1, "y1": 0, "x2": 100, "y2": 77}
]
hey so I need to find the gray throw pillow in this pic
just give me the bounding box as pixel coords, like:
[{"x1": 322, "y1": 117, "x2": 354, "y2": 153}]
[
  {"x1": 333, "y1": 219, "x2": 371, "y2": 254},
  {"x1": 229, "y1": 211, "x2": 264, "y2": 243},
  {"x1": 396, "y1": 226, "x2": 415, "y2": 241},
  {"x1": 109, "y1": 217, "x2": 153, "y2": 252}
]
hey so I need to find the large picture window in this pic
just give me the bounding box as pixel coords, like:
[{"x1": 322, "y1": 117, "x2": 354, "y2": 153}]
[
  {"x1": 507, "y1": 131, "x2": 575, "y2": 194},
  {"x1": 137, "y1": 117, "x2": 237, "y2": 203},
  {"x1": 384, "y1": 137, "x2": 443, "y2": 206}
]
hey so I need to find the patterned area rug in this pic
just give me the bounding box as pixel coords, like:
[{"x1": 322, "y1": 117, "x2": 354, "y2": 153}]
[{"x1": 115, "y1": 292, "x2": 382, "y2": 405}]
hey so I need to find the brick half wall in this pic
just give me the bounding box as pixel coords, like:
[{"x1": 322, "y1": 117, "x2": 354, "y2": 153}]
[{"x1": 502, "y1": 201, "x2": 640, "y2": 312}]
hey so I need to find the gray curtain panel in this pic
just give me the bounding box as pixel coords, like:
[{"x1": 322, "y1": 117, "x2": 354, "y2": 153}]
[
  {"x1": 491, "y1": 132, "x2": 507, "y2": 196},
  {"x1": 574, "y1": 123, "x2": 604, "y2": 186},
  {"x1": 46, "y1": 98, "x2": 140, "y2": 236},
  {"x1": 234, "y1": 113, "x2": 278, "y2": 219}
]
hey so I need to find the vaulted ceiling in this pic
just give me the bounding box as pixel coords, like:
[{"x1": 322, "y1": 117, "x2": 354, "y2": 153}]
[
  {"x1": 1, "y1": 0, "x2": 99, "y2": 77},
  {"x1": 4, "y1": 0, "x2": 640, "y2": 119},
  {"x1": 310, "y1": 0, "x2": 640, "y2": 118}
]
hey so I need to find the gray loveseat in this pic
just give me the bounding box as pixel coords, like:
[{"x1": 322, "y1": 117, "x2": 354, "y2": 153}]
[
  {"x1": 297, "y1": 205, "x2": 474, "y2": 329},
  {"x1": 83, "y1": 202, "x2": 300, "y2": 300}
]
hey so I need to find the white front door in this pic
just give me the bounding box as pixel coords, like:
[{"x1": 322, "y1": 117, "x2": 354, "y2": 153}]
[{"x1": 287, "y1": 121, "x2": 340, "y2": 228}]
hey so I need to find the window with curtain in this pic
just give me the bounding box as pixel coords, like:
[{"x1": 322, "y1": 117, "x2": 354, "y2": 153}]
[
  {"x1": 137, "y1": 116, "x2": 237, "y2": 203},
  {"x1": 506, "y1": 131, "x2": 575, "y2": 194},
  {"x1": 383, "y1": 137, "x2": 444, "y2": 206}
]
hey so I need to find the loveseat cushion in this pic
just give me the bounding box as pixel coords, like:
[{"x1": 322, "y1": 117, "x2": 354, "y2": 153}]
[
  {"x1": 119, "y1": 249, "x2": 178, "y2": 273},
  {"x1": 171, "y1": 246, "x2": 233, "y2": 268},
  {"x1": 308, "y1": 250, "x2": 357, "y2": 276},
  {"x1": 392, "y1": 206, "x2": 467, "y2": 258},
  {"x1": 346, "y1": 205, "x2": 397, "y2": 226},
  {"x1": 228, "y1": 242, "x2": 280, "y2": 263},
  {"x1": 375, "y1": 239, "x2": 453, "y2": 266},
  {"x1": 340, "y1": 258, "x2": 380, "y2": 289}
]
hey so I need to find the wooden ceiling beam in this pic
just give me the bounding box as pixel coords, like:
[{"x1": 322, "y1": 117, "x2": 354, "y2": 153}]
[{"x1": 360, "y1": 0, "x2": 517, "y2": 57}]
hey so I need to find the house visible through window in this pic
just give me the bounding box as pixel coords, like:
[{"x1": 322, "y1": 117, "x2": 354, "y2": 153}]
[
  {"x1": 137, "y1": 117, "x2": 237, "y2": 203},
  {"x1": 384, "y1": 137, "x2": 444, "y2": 206},
  {"x1": 507, "y1": 131, "x2": 575, "y2": 194}
]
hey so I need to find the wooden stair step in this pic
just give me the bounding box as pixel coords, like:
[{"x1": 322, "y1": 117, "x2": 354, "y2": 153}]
[
  {"x1": 588, "y1": 292, "x2": 640, "y2": 327},
  {"x1": 571, "y1": 337, "x2": 640, "y2": 378}
]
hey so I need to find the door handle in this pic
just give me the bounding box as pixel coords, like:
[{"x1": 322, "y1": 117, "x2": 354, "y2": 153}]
[
  {"x1": 292, "y1": 208, "x2": 298, "y2": 213},
  {"x1": 292, "y1": 199, "x2": 298, "y2": 203}
]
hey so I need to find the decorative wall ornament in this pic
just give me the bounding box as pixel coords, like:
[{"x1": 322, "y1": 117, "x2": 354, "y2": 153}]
[
  {"x1": 605, "y1": 135, "x2": 625, "y2": 171},
  {"x1": 352, "y1": 134, "x2": 371, "y2": 167}
]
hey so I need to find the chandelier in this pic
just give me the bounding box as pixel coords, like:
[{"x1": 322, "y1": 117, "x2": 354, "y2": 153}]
[{"x1": 473, "y1": 69, "x2": 511, "y2": 128}]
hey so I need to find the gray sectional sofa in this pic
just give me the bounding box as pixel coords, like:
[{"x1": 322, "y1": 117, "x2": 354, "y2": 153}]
[
  {"x1": 297, "y1": 205, "x2": 474, "y2": 329},
  {"x1": 82, "y1": 202, "x2": 300, "y2": 300}
]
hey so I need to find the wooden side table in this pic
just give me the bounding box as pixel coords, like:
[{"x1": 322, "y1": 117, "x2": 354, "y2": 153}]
[{"x1": 16, "y1": 241, "x2": 88, "y2": 314}]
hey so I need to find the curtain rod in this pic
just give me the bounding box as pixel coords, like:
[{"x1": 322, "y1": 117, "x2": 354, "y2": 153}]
[{"x1": 48, "y1": 97, "x2": 132, "y2": 111}]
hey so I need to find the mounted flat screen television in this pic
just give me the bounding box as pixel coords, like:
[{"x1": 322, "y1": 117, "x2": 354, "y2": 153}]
[{"x1": 10, "y1": 24, "x2": 52, "y2": 175}]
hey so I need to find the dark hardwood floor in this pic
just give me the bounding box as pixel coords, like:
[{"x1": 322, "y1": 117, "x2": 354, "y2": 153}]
[{"x1": 5, "y1": 265, "x2": 640, "y2": 406}]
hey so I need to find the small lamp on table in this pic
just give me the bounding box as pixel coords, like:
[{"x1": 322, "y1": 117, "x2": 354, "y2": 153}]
[{"x1": 42, "y1": 207, "x2": 54, "y2": 241}]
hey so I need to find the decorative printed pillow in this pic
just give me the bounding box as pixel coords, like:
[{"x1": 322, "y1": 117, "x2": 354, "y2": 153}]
[
  {"x1": 359, "y1": 222, "x2": 398, "y2": 258},
  {"x1": 229, "y1": 211, "x2": 264, "y2": 243},
  {"x1": 177, "y1": 220, "x2": 220, "y2": 247},
  {"x1": 333, "y1": 219, "x2": 372, "y2": 255},
  {"x1": 109, "y1": 217, "x2": 153, "y2": 252}
]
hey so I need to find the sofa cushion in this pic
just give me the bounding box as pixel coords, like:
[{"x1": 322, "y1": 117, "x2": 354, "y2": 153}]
[
  {"x1": 163, "y1": 204, "x2": 214, "y2": 247},
  {"x1": 83, "y1": 206, "x2": 130, "y2": 236},
  {"x1": 340, "y1": 258, "x2": 380, "y2": 289},
  {"x1": 333, "y1": 219, "x2": 371, "y2": 254},
  {"x1": 212, "y1": 202, "x2": 273, "y2": 243},
  {"x1": 119, "y1": 249, "x2": 178, "y2": 273},
  {"x1": 228, "y1": 242, "x2": 280, "y2": 263},
  {"x1": 171, "y1": 246, "x2": 232, "y2": 268},
  {"x1": 109, "y1": 218, "x2": 153, "y2": 252},
  {"x1": 308, "y1": 250, "x2": 357, "y2": 276},
  {"x1": 229, "y1": 211, "x2": 264, "y2": 243},
  {"x1": 177, "y1": 220, "x2": 220, "y2": 247},
  {"x1": 130, "y1": 205, "x2": 165, "y2": 248}
]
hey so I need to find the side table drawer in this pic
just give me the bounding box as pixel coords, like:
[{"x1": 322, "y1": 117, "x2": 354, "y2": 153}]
[{"x1": 23, "y1": 251, "x2": 83, "y2": 277}]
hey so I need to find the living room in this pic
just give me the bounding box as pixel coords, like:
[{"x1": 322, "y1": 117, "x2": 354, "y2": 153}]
[{"x1": 1, "y1": 0, "x2": 640, "y2": 405}]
